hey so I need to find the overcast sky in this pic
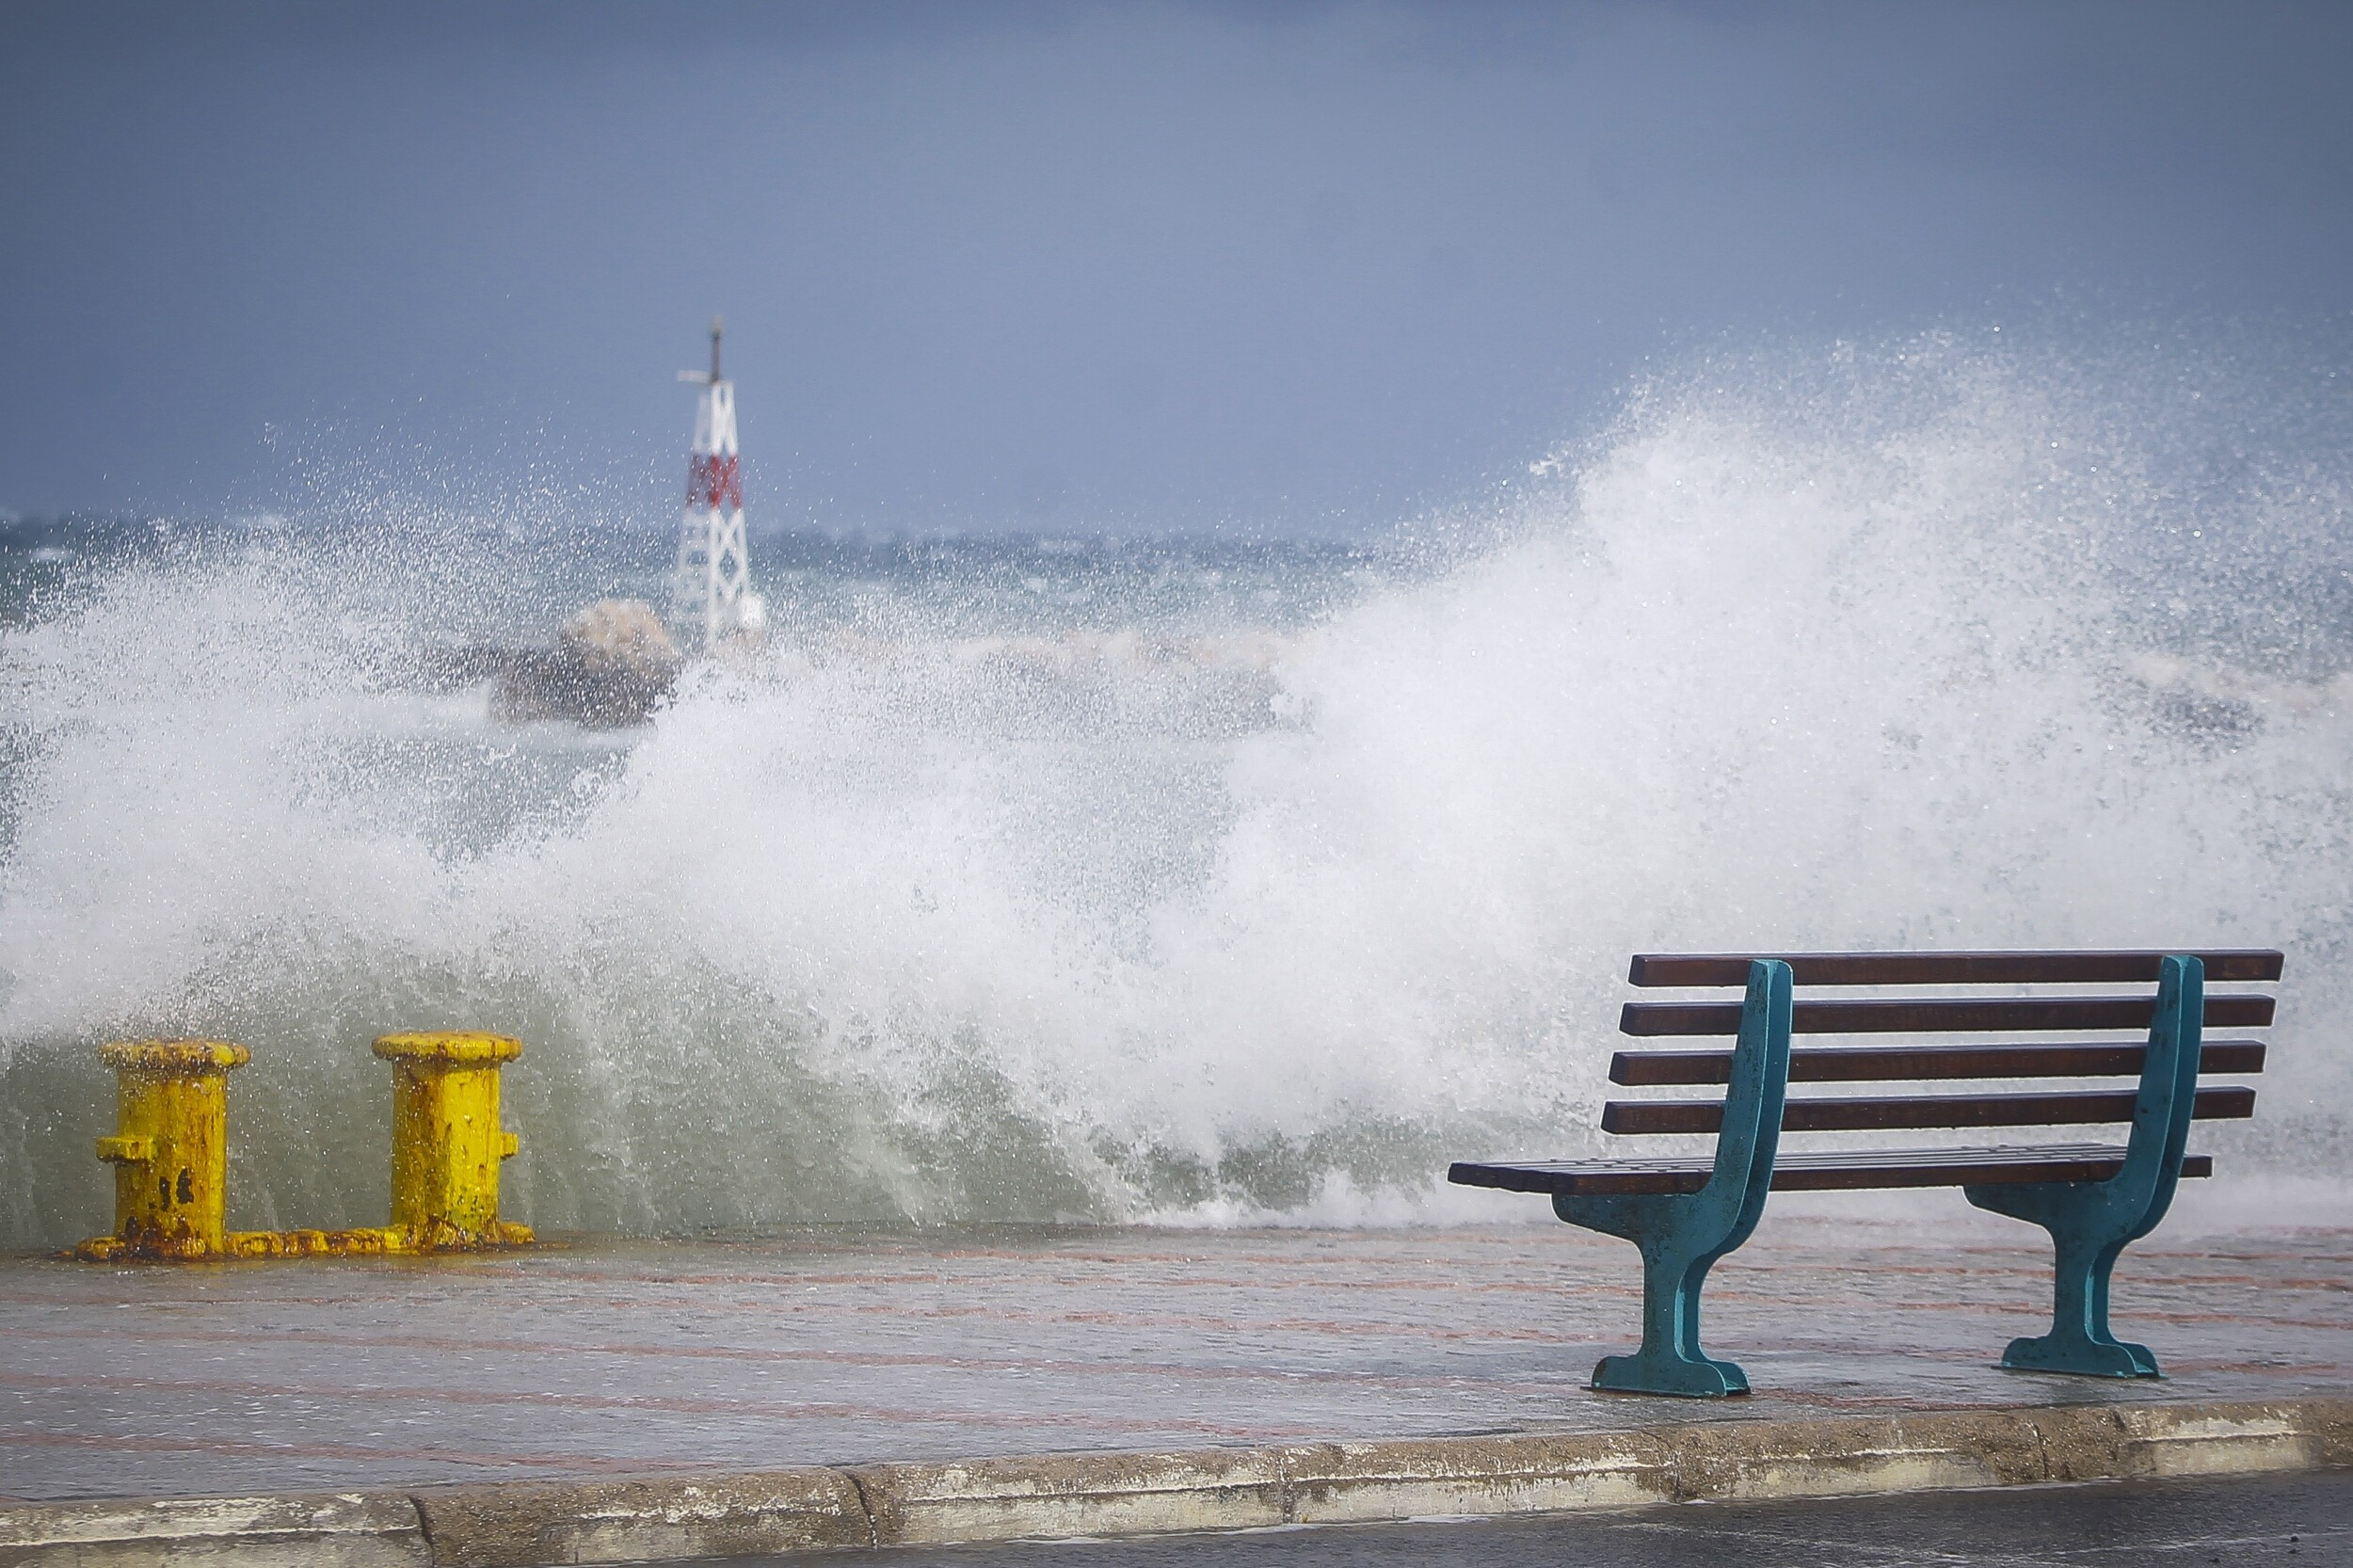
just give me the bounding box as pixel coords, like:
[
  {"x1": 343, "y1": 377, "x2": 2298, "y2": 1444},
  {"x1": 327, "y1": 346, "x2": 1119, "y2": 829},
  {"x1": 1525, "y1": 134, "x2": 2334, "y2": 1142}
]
[{"x1": 3, "y1": 1, "x2": 2350, "y2": 534}]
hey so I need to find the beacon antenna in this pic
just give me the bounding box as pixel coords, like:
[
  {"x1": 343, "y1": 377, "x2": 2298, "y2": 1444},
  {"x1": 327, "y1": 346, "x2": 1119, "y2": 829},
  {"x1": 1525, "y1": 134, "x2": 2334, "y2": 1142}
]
[{"x1": 672, "y1": 315, "x2": 764, "y2": 649}]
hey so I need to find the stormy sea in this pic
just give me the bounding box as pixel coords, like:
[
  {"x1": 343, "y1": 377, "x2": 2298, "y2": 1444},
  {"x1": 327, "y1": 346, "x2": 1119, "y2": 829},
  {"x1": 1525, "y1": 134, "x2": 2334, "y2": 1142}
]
[{"x1": 3, "y1": 337, "x2": 2348, "y2": 1251}]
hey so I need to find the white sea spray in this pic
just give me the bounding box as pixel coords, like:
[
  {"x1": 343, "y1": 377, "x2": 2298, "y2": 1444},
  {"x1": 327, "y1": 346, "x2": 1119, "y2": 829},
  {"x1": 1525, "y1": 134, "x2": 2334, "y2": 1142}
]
[{"x1": 1, "y1": 337, "x2": 2346, "y2": 1246}]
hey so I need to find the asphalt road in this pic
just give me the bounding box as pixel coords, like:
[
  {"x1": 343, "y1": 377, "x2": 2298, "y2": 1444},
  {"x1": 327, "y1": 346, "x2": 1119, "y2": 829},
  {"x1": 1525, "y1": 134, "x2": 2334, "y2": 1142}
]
[{"x1": 736, "y1": 1467, "x2": 2353, "y2": 1566}]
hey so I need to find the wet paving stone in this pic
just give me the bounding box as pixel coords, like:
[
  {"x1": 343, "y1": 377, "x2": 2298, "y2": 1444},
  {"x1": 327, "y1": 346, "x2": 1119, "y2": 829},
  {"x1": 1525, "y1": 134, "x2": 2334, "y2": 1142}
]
[{"x1": 2, "y1": 1210, "x2": 2346, "y2": 1500}]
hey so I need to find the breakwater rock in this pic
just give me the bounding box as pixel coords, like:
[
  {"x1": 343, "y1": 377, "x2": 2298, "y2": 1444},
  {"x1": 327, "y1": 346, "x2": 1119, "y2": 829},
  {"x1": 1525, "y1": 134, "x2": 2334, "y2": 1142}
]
[{"x1": 426, "y1": 599, "x2": 684, "y2": 728}]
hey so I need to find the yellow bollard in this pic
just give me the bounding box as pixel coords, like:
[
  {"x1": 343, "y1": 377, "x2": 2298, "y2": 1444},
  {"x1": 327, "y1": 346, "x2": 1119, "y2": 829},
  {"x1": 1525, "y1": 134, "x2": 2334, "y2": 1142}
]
[
  {"x1": 80, "y1": 1039, "x2": 249, "y2": 1260},
  {"x1": 372, "y1": 1032, "x2": 532, "y2": 1248}
]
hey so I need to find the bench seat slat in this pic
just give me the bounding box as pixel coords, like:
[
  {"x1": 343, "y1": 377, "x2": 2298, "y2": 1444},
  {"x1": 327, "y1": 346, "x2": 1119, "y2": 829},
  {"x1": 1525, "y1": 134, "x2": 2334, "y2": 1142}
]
[
  {"x1": 1600, "y1": 1084, "x2": 2256, "y2": 1135},
  {"x1": 1609, "y1": 1039, "x2": 2267, "y2": 1085},
  {"x1": 1628, "y1": 951, "x2": 2284, "y2": 986},
  {"x1": 1621, "y1": 994, "x2": 2275, "y2": 1036},
  {"x1": 1448, "y1": 1144, "x2": 2216, "y2": 1197}
]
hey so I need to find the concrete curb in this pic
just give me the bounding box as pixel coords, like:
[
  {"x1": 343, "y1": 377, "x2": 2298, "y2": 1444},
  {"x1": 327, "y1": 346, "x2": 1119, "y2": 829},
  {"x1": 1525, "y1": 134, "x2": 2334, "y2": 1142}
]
[
  {"x1": 0, "y1": 1491, "x2": 425, "y2": 1566},
  {"x1": 5, "y1": 1397, "x2": 2347, "y2": 1566}
]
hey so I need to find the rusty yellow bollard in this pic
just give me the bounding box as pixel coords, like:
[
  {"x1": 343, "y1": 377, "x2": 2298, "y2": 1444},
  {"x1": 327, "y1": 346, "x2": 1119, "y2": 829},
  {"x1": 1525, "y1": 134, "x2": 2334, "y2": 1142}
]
[
  {"x1": 81, "y1": 1039, "x2": 249, "y2": 1260},
  {"x1": 372, "y1": 1032, "x2": 532, "y2": 1248}
]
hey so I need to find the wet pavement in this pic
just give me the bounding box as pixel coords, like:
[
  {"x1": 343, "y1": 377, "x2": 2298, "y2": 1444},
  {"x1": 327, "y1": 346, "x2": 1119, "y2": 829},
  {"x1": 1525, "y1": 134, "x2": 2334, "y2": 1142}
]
[{"x1": 2, "y1": 1204, "x2": 2347, "y2": 1502}]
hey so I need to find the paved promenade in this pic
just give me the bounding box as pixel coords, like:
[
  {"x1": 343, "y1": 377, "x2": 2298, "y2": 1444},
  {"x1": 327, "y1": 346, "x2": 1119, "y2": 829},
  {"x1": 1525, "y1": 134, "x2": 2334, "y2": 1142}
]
[{"x1": 2, "y1": 1204, "x2": 2347, "y2": 1503}]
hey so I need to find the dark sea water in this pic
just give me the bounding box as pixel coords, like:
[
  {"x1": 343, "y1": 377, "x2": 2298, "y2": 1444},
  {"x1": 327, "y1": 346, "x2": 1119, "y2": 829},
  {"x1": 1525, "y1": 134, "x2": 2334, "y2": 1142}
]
[{"x1": 3, "y1": 337, "x2": 2349, "y2": 1250}]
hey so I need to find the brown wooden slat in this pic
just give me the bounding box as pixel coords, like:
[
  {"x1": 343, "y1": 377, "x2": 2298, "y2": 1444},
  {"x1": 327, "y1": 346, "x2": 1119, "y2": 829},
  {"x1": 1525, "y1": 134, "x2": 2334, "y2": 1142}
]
[
  {"x1": 1766, "y1": 1150, "x2": 2217, "y2": 1192},
  {"x1": 1608, "y1": 1039, "x2": 2269, "y2": 1085},
  {"x1": 1627, "y1": 950, "x2": 2284, "y2": 987},
  {"x1": 1448, "y1": 1144, "x2": 2216, "y2": 1197},
  {"x1": 1599, "y1": 1084, "x2": 2257, "y2": 1136},
  {"x1": 1620, "y1": 994, "x2": 2275, "y2": 1037}
]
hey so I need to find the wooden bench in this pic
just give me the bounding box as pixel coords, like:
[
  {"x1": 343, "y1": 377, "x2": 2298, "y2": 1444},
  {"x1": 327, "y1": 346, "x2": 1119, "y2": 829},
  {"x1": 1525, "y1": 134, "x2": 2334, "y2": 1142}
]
[{"x1": 1448, "y1": 949, "x2": 2280, "y2": 1398}]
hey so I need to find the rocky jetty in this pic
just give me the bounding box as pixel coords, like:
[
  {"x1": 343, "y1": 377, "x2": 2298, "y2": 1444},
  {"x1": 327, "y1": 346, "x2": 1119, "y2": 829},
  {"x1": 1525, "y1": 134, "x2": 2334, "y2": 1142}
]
[
  {"x1": 424, "y1": 600, "x2": 684, "y2": 728},
  {"x1": 499, "y1": 599, "x2": 683, "y2": 726}
]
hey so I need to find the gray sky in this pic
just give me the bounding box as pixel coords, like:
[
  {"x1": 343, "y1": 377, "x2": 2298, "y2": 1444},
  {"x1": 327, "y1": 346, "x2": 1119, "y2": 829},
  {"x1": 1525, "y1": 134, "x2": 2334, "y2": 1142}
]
[{"x1": 3, "y1": 1, "x2": 2350, "y2": 534}]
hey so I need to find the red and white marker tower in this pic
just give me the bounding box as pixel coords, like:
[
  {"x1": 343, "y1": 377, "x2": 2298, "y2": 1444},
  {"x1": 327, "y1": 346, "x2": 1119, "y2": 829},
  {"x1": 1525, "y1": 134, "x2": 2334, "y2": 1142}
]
[{"x1": 674, "y1": 316, "x2": 763, "y2": 648}]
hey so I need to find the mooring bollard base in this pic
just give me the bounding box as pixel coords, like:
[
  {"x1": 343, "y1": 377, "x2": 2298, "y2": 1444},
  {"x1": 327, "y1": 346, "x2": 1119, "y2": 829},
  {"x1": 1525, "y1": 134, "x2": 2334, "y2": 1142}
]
[
  {"x1": 72, "y1": 1030, "x2": 535, "y2": 1263},
  {"x1": 72, "y1": 1221, "x2": 536, "y2": 1263}
]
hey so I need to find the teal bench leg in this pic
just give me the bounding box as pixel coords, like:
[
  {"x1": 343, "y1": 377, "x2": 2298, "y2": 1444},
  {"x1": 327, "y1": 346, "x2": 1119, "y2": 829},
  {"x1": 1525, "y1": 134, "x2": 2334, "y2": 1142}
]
[
  {"x1": 1964, "y1": 953, "x2": 2204, "y2": 1378},
  {"x1": 1557, "y1": 959, "x2": 1792, "y2": 1398},
  {"x1": 1577, "y1": 1205, "x2": 1756, "y2": 1396}
]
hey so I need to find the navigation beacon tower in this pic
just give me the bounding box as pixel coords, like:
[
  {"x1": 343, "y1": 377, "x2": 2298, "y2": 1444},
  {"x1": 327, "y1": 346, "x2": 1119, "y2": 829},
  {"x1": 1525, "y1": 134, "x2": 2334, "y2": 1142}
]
[{"x1": 674, "y1": 316, "x2": 763, "y2": 648}]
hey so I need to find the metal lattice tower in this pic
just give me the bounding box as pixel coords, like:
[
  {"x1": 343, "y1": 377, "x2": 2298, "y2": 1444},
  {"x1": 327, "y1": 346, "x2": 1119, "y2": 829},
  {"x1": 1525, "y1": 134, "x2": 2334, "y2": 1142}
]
[{"x1": 674, "y1": 316, "x2": 760, "y2": 648}]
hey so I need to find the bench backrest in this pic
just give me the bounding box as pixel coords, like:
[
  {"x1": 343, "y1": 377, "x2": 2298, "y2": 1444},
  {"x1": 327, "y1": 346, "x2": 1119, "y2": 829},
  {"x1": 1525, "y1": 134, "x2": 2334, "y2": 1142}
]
[{"x1": 1604, "y1": 950, "x2": 2279, "y2": 1140}]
